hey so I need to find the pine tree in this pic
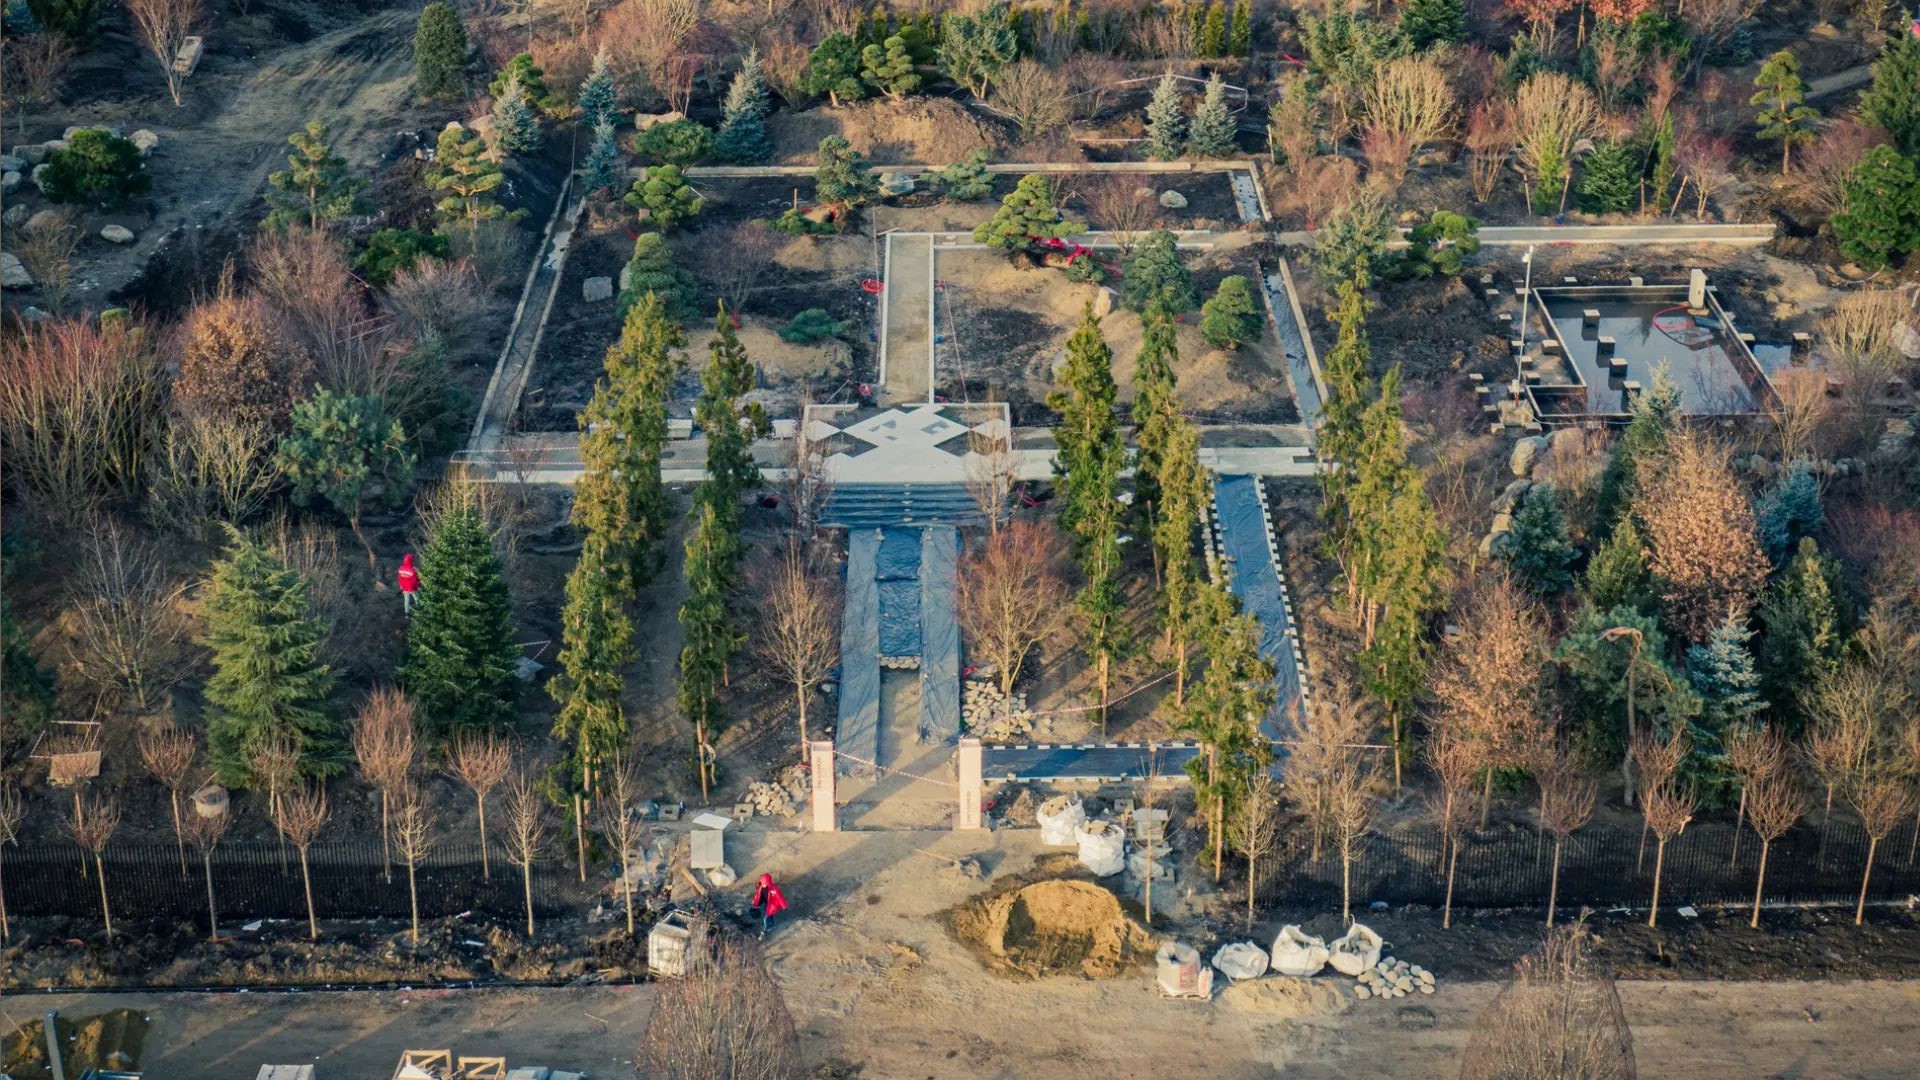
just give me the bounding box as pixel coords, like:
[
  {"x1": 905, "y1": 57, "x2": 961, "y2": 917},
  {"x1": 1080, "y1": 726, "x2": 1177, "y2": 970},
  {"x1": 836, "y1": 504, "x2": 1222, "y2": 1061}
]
[
  {"x1": 1144, "y1": 72, "x2": 1185, "y2": 162},
  {"x1": 582, "y1": 118, "x2": 623, "y2": 196},
  {"x1": 801, "y1": 32, "x2": 867, "y2": 107},
  {"x1": 1228, "y1": 0, "x2": 1253, "y2": 56},
  {"x1": 489, "y1": 72, "x2": 541, "y2": 157},
  {"x1": 861, "y1": 34, "x2": 921, "y2": 97},
  {"x1": 939, "y1": 3, "x2": 1018, "y2": 97},
  {"x1": 1120, "y1": 229, "x2": 1198, "y2": 313},
  {"x1": 1050, "y1": 307, "x2": 1129, "y2": 729},
  {"x1": 413, "y1": 1, "x2": 469, "y2": 100},
  {"x1": 1311, "y1": 196, "x2": 1391, "y2": 291},
  {"x1": 400, "y1": 507, "x2": 520, "y2": 742},
  {"x1": 1501, "y1": 482, "x2": 1575, "y2": 595},
  {"x1": 1585, "y1": 512, "x2": 1651, "y2": 611},
  {"x1": 1756, "y1": 537, "x2": 1843, "y2": 732},
  {"x1": 1595, "y1": 370, "x2": 1680, "y2": 530},
  {"x1": 1186, "y1": 73, "x2": 1237, "y2": 158},
  {"x1": 1557, "y1": 603, "x2": 1701, "y2": 766},
  {"x1": 1862, "y1": 25, "x2": 1920, "y2": 158},
  {"x1": 814, "y1": 134, "x2": 880, "y2": 205},
  {"x1": 275, "y1": 389, "x2": 415, "y2": 569},
  {"x1": 1399, "y1": 0, "x2": 1465, "y2": 49},
  {"x1": 1578, "y1": 139, "x2": 1637, "y2": 215},
  {"x1": 1752, "y1": 49, "x2": 1818, "y2": 176},
  {"x1": 1199, "y1": 0, "x2": 1227, "y2": 57},
  {"x1": 574, "y1": 292, "x2": 683, "y2": 594},
  {"x1": 203, "y1": 529, "x2": 340, "y2": 786},
  {"x1": 1398, "y1": 211, "x2": 1480, "y2": 278},
  {"x1": 1130, "y1": 304, "x2": 1181, "y2": 545},
  {"x1": 1647, "y1": 108, "x2": 1677, "y2": 215},
  {"x1": 264, "y1": 121, "x2": 365, "y2": 232},
  {"x1": 624, "y1": 164, "x2": 704, "y2": 230},
  {"x1": 1199, "y1": 275, "x2": 1262, "y2": 349},
  {"x1": 1688, "y1": 615, "x2": 1766, "y2": 739},
  {"x1": 488, "y1": 52, "x2": 560, "y2": 113},
  {"x1": 715, "y1": 49, "x2": 772, "y2": 164},
  {"x1": 972, "y1": 173, "x2": 1080, "y2": 249},
  {"x1": 615, "y1": 233, "x2": 697, "y2": 317},
  {"x1": 577, "y1": 49, "x2": 618, "y2": 128},
  {"x1": 551, "y1": 543, "x2": 633, "y2": 791},
  {"x1": 1832, "y1": 145, "x2": 1920, "y2": 270},
  {"x1": 1754, "y1": 458, "x2": 1823, "y2": 565},
  {"x1": 427, "y1": 123, "x2": 506, "y2": 229},
  {"x1": 932, "y1": 147, "x2": 994, "y2": 199}
]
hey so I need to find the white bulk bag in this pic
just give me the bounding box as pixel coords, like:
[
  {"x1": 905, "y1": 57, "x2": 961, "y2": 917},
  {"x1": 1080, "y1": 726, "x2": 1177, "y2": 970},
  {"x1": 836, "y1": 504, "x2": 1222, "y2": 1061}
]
[
  {"x1": 1270, "y1": 925, "x2": 1331, "y2": 977},
  {"x1": 1156, "y1": 940, "x2": 1213, "y2": 998},
  {"x1": 1074, "y1": 819, "x2": 1126, "y2": 877},
  {"x1": 1328, "y1": 922, "x2": 1384, "y2": 977},
  {"x1": 1211, "y1": 941, "x2": 1270, "y2": 982},
  {"x1": 1036, "y1": 795, "x2": 1086, "y2": 846}
]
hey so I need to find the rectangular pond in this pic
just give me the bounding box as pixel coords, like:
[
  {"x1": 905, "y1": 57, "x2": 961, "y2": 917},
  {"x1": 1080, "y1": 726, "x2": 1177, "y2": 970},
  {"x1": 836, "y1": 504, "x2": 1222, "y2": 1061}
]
[{"x1": 1528, "y1": 285, "x2": 1775, "y2": 418}]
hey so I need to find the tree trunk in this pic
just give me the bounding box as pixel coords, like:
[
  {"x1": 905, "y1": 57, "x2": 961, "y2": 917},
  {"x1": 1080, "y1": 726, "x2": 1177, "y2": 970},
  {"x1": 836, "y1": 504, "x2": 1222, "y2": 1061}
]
[
  {"x1": 350, "y1": 512, "x2": 378, "y2": 572},
  {"x1": 1648, "y1": 838, "x2": 1667, "y2": 928},
  {"x1": 797, "y1": 683, "x2": 811, "y2": 760},
  {"x1": 1391, "y1": 712, "x2": 1402, "y2": 792},
  {"x1": 1341, "y1": 846, "x2": 1352, "y2": 925},
  {"x1": 1246, "y1": 854, "x2": 1256, "y2": 926},
  {"x1": 1751, "y1": 839, "x2": 1770, "y2": 929},
  {"x1": 299, "y1": 848, "x2": 318, "y2": 940},
  {"x1": 1174, "y1": 640, "x2": 1187, "y2": 707},
  {"x1": 380, "y1": 789, "x2": 392, "y2": 883},
  {"x1": 1479, "y1": 769, "x2": 1493, "y2": 829},
  {"x1": 1546, "y1": 837, "x2": 1562, "y2": 927},
  {"x1": 1731, "y1": 785, "x2": 1747, "y2": 868},
  {"x1": 1818, "y1": 784, "x2": 1834, "y2": 869},
  {"x1": 696, "y1": 717, "x2": 712, "y2": 802},
  {"x1": 407, "y1": 859, "x2": 421, "y2": 945},
  {"x1": 170, "y1": 790, "x2": 187, "y2": 876},
  {"x1": 203, "y1": 850, "x2": 219, "y2": 940},
  {"x1": 476, "y1": 793, "x2": 491, "y2": 880},
  {"x1": 1637, "y1": 816, "x2": 1650, "y2": 873},
  {"x1": 574, "y1": 794, "x2": 588, "y2": 883},
  {"x1": 621, "y1": 850, "x2": 636, "y2": 936},
  {"x1": 1909, "y1": 808, "x2": 1920, "y2": 867},
  {"x1": 1443, "y1": 839, "x2": 1459, "y2": 930},
  {"x1": 1098, "y1": 652, "x2": 1111, "y2": 739},
  {"x1": 273, "y1": 780, "x2": 287, "y2": 874},
  {"x1": 94, "y1": 853, "x2": 113, "y2": 938},
  {"x1": 522, "y1": 861, "x2": 536, "y2": 937},
  {"x1": 0, "y1": 844, "x2": 9, "y2": 943},
  {"x1": 1857, "y1": 836, "x2": 1879, "y2": 926},
  {"x1": 1214, "y1": 794, "x2": 1224, "y2": 882}
]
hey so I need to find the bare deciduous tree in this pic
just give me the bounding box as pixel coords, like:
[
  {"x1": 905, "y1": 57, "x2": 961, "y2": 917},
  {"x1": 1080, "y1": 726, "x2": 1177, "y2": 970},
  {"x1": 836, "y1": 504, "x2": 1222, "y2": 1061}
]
[
  {"x1": 1641, "y1": 779, "x2": 1694, "y2": 929},
  {"x1": 1849, "y1": 762, "x2": 1913, "y2": 925},
  {"x1": 281, "y1": 783, "x2": 329, "y2": 940},
  {"x1": 1804, "y1": 661, "x2": 1895, "y2": 861},
  {"x1": 779, "y1": 411, "x2": 836, "y2": 541},
  {"x1": 502, "y1": 769, "x2": 547, "y2": 937},
  {"x1": 69, "y1": 795, "x2": 121, "y2": 938},
  {"x1": 147, "y1": 411, "x2": 281, "y2": 539},
  {"x1": 1818, "y1": 288, "x2": 1914, "y2": 455},
  {"x1": 1361, "y1": 56, "x2": 1456, "y2": 187},
  {"x1": 1723, "y1": 724, "x2": 1786, "y2": 867},
  {"x1": 385, "y1": 256, "x2": 491, "y2": 349},
  {"x1": 1428, "y1": 729, "x2": 1484, "y2": 930},
  {"x1": 249, "y1": 732, "x2": 301, "y2": 871},
  {"x1": 601, "y1": 757, "x2": 650, "y2": 936},
  {"x1": 1674, "y1": 128, "x2": 1734, "y2": 220},
  {"x1": 1327, "y1": 760, "x2": 1377, "y2": 927},
  {"x1": 71, "y1": 519, "x2": 190, "y2": 711},
  {"x1": 16, "y1": 208, "x2": 81, "y2": 314},
  {"x1": 392, "y1": 792, "x2": 434, "y2": 945},
  {"x1": 1289, "y1": 671, "x2": 1371, "y2": 858},
  {"x1": 449, "y1": 733, "x2": 511, "y2": 880},
  {"x1": 962, "y1": 419, "x2": 1019, "y2": 534},
  {"x1": 1459, "y1": 925, "x2": 1637, "y2": 1080},
  {"x1": 1635, "y1": 432, "x2": 1768, "y2": 641},
  {"x1": 0, "y1": 785, "x2": 22, "y2": 943},
  {"x1": 353, "y1": 686, "x2": 417, "y2": 883},
  {"x1": 1079, "y1": 176, "x2": 1153, "y2": 254},
  {"x1": 183, "y1": 805, "x2": 230, "y2": 940},
  {"x1": 0, "y1": 315, "x2": 167, "y2": 518},
  {"x1": 1512, "y1": 72, "x2": 1600, "y2": 208},
  {"x1": 1629, "y1": 728, "x2": 1688, "y2": 871},
  {"x1": 690, "y1": 222, "x2": 783, "y2": 316},
  {"x1": 1536, "y1": 758, "x2": 1598, "y2": 927},
  {"x1": 604, "y1": 0, "x2": 701, "y2": 111},
  {"x1": 127, "y1": 0, "x2": 207, "y2": 107},
  {"x1": 1744, "y1": 761, "x2": 1806, "y2": 928},
  {"x1": 992, "y1": 59, "x2": 1072, "y2": 142},
  {"x1": 2, "y1": 32, "x2": 72, "y2": 138},
  {"x1": 752, "y1": 538, "x2": 842, "y2": 757},
  {"x1": 1432, "y1": 576, "x2": 1550, "y2": 827},
  {"x1": 1796, "y1": 115, "x2": 1881, "y2": 217},
  {"x1": 640, "y1": 935, "x2": 802, "y2": 1080},
  {"x1": 1228, "y1": 772, "x2": 1283, "y2": 927},
  {"x1": 956, "y1": 520, "x2": 1071, "y2": 696},
  {"x1": 1766, "y1": 367, "x2": 1832, "y2": 465},
  {"x1": 136, "y1": 723, "x2": 197, "y2": 875}
]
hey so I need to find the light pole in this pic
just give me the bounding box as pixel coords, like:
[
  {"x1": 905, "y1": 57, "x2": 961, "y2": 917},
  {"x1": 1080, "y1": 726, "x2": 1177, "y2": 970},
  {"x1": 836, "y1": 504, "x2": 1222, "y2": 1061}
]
[{"x1": 1517, "y1": 244, "x2": 1535, "y2": 387}]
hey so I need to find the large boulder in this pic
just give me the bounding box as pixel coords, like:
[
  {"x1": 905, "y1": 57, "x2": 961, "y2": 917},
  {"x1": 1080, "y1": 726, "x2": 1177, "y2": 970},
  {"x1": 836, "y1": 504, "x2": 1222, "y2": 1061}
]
[
  {"x1": 0, "y1": 154, "x2": 22, "y2": 172},
  {"x1": 582, "y1": 275, "x2": 613, "y2": 302},
  {"x1": 30, "y1": 162, "x2": 51, "y2": 193},
  {"x1": 40, "y1": 138, "x2": 68, "y2": 155},
  {"x1": 1091, "y1": 285, "x2": 1117, "y2": 318},
  {"x1": 2, "y1": 204, "x2": 28, "y2": 228},
  {"x1": 100, "y1": 224, "x2": 136, "y2": 245},
  {"x1": 16, "y1": 144, "x2": 46, "y2": 165},
  {"x1": 1, "y1": 252, "x2": 33, "y2": 289},
  {"x1": 633, "y1": 110, "x2": 686, "y2": 131},
  {"x1": 1158, "y1": 189, "x2": 1188, "y2": 209},
  {"x1": 1, "y1": 171, "x2": 17, "y2": 195},
  {"x1": 130, "y1": 129, "x2": 160, "y2": 155},
  {"x1": 1509, "y1": 435, "x2": 1549, "y2": 477},
  {"x1": 25, "y1": 208, "x2": 63, "y2": 232}
]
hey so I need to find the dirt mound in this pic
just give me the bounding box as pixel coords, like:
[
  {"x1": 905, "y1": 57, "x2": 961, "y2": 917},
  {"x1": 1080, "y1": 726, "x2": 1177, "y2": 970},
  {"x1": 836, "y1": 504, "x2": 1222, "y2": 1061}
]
[
  {"x1": 949, "y1": 878, "x2": 1153, "y2": 980},
  {"x1": 769, "y1": 99, "x2": 1004, "y2": 165}
]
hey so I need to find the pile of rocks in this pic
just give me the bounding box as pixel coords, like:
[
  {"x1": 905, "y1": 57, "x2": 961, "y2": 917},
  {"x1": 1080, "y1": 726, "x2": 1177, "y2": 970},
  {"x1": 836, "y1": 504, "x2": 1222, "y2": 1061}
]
[
  {"x1": 962, "y1": 680, "x2": 1033, "y2": 741},
  {"x1": 741, "y1": 764, "x2": 811, "y2": 818},
  {"x1": 879, "y1": 654, "x2": 920, "y2": 671},
  {"x1": 1351, "y1": 956, "x2": 1434, "y2": 1000}
]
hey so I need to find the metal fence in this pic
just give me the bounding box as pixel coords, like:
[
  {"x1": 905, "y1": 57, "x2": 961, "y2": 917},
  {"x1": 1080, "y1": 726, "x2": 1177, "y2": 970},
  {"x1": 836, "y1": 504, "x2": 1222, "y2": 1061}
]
[{"x1": 7, "y1": 837, "x2": 595, "y2": 922}]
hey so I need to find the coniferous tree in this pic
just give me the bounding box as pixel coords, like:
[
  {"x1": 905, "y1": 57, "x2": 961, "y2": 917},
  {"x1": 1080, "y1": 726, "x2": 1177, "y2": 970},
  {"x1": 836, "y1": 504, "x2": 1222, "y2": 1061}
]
[
  {"x1": 577, "y1": 49, "x2": 618, "y2": 128},
  {"x1": 400, "y1": 507, "x2": 520, "y2": 742},
  {"x1": 1120, "y1": 230, "x2": 1198, "y2": 313},
  {"x1": 1832, "y1": 145, "x2": 1920, "y2": 270},
  {"x1": 1585, "y1": 512, "x2": 1651, "y2": 611},
  {"x1": 427, "y1": 124, "x2": 507, "y2": 229},
  {"x1": 678, "y1": 500, "x2": 741, "y2": 800},
  {"x1": 276, "y1": 389, "x2": 415, "y2": 569},
  {"x1": 1399, "y1": 0, "x2": 1465, "y2": 49},
  {"x1": 1594, "y1": 371, "x2": 1679, "y2": 532},
  {"x1": 1316, "y1": 280, "x2": 1373, "y2": 582},
  {"x1": 1502, "y1": 482, "x2": 1576, "y2": 595},
  {"x1": 575, "y1": 292, "x2": 683, "y2": 595},
  {"x1": 861, "y1": 34, "x2": 921, "y2": 97},
  {"x1": 615, "y1": 233, "x2": 698, "y2": 317},
  {"x1": 1751, "y1": 49, "x2": 1818, "y2": 176},
  {"x1": 1199, "y1": 275, "x2": 1262, "y2": 349},
  {"x1": 1647, "y1": 108, "x2": 1677, "y2": 214},
  {"x1": 489, "y1": 72, "x2": 541, "y2": 157},
  {"x1": 932, "y1": 147, "x2": 994, "y2": 199},
  {"x1": 1756, "y1": 537, "x2": 1843, "y2": 731},
  {"x1": 814, "y1": 134, "x2": 880, "y2": 205},
  {"x1": 939, "y1": 3, "x2": 1017, "y2": 97},
  {"x1": 264, "y1": 122, "x2": 365, "y2": 232},
  {"x1": 551, "y1": 544, "x2": 633, "y2": 792},
  {"x1": 1228, "y1": 0, "x2": 1252, "y2": 56},
  {"x1": 2, "y1": 608, "x2": 55, "y2": 742},
  {"x1": 1186, "y1": 74, "x2": 1237, "y2": 158},
  {"x1": 414, "y1": 1, "x2": 469, "y2": 100},
  {"x1": 1179, "y1": 579, "x2": 1275, "y2": 876},
  {"x1": 1688, "y1": 615, "x2": 1766, "y2": 739},
  {"x1": 1199, "y1": 0, "x2": 1227, "y2": 56},
  {"x1": 582, "y1": 118, "x2": 623, "y2": 196},
  {"x1": 1557, "y1": 604, "x2": 1701, "y2": 770},
  {"x1": 1144, "y1": 71, "x2": 1186, "y2": 162},
  {"x1": 1577, "y1": 140, "x2": 1637, "y2": 214},
  {"x1": 1311, "y1": 197, "x2": 1392, "y2": 291},
  {"x1": 625, "y1": 164, "x2": 704, "y2": 230},
  {"x1": 1154, "y1": 418, "x2": 1208, "y2": 703},
  {"x1": 696, "y1": 304, "x2": 770, "y2": 510},
  {"x1": 715, "y1": 49, "x2": 772, "y2": 164},
  {"x1": 801, "y1": 32, "x2": 867, "y2": 106},
  {"x1": 203, "y1": 529, "x2": 341, "y2": 786},
  {"x1": 1130, "y1": 305, "x2": 1180, "y2": 547},
  {"x1": 1754, "y1": 458, "x2": 1823, "y2": 565},
  {"x1": 1050, "y1": 308, "x2": 1128, "y2": 728},
  {"x1": 973, "y1": 173, "x2": 1080, "y2": 249},
  {"x1": 1862, "y1": 25, "x2": 1920, "y2": 158},
  {"x1": 488, "y1": 52, "x2": 561, "y2": 112}
]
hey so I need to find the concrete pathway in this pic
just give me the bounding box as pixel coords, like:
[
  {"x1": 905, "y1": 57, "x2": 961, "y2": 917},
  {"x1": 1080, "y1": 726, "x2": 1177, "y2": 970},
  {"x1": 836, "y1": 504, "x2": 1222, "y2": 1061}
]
[
  {"x1": 467, "y1": 179, "x2": 584, "y2": 455},
  {"x1": 880, "y1": 232, "x2": 933, "y2": 404}
]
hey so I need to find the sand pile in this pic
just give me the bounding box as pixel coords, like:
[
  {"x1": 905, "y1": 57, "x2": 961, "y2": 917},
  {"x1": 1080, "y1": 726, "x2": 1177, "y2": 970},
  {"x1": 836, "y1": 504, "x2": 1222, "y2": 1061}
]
[{"x1": 950, "y1": 879, "x2": 1154, "y2": 980}]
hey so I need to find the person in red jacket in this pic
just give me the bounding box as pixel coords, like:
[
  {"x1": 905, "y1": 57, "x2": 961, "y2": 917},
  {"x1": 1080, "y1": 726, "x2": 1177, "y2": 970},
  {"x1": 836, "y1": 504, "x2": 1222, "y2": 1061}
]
[
  {"x1": 397, "y1": 553, "x2": 420, "y2": 615},
  {"x1": 751, "y1": 873, "x2": 788, "y2": 938}
]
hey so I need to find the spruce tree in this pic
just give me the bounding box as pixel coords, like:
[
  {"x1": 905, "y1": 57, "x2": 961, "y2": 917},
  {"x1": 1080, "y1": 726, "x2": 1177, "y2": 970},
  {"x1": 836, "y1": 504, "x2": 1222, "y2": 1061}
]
[
  {"x1": 1688, "y1": 615, "x2": 1766, "y2": 739},
  {"x1": 1751, "y1": 49, "x2": 1818, "y2": 176},
  {"x1": 575, "y1": 292, "x2": 683, "y2": 594},
  {"x1": 696, "y1": 304, "x2": 771, "y2": 511},
  {"x1": 1577, "y1": 139, "x2": 1637, "y2": 214},
  {"x1": 1199, "y1": 275, "x2": 1262, "y2": 349},
  {"x1": 1311, "y1": 196, "x2": 1391, "y2": 291},
  {"x1": 1754, "y1": 458, "x2": 1823, "y2": 565},
  {"x1": 427, "y1": 124, "x2": 507, "y2": 229},
  {"x1": 1186, "y1": 74, "x2": 1237, "y2": 158},
  {"x1": 414, "y1": 1, "x2": 469, "y2": 100},
  {"x1": 1585, "y1": 512, "x2": 1651, "y2": 611},
  {"x1": 203, "y1": 529, "x2": 340, "y2": 786},
  {"x1": 1594, "y1": 371, "x2": 1679, "y2": 531},
  {"x1": 488, "y1": 52, "x2": 560, "y2": 112},
  {"x1": 1501, "y1": 482, "x2": 1575, "y2": 595},
  {"x1": 801, "y1": 32, "x2": 867, "y2": 107},
  {"x1": 1144, "y1": 71, "x2": 1186, "y2": 162},
  {"x1": 861, "y1": 34, "x2": 921, "y2": 97},
  {"x1": 972, "y1": 173, "x2": 1080, "y2": 249},
  {"x1": 715, "y1": 50, "x2": 773, "y2": 164},
  {"x1": 1399, "y1": 0, "x2": 1465, "y2": 49},
  {"x1": 1863, "y1": 24, "x2": 1920, "y2": 158},
  {"x1": 264, "y1": 121, "x2": 365, "y2": 232},
  {"x1": 489, "y1": 72, "x2": 541, "y2": 157},
  {"x1": 577, "y1": 49, "x2": 618, "y2": 129},
  {"x1": 1557, "y1": 603, "x2": 1701, "y2": 766},
  {"x1": 1120, "y1": 229, "x2": 1198, "y2": 313},
  {"x1": 582, "y1": 118, "x2": 623, "y2": 196},
  {"x1": 551, "y1": 543, "x2": 633, "y2": 790},
  {"x1": 1199, "y1": 0, "x2": 1227, "y2": 57},
  {"x1": 400, "y1": 507, "x2": 521, "y2": 742},
  {"x1": 1756, "y1": 537, "x2": 1843, "y2": 731},
  {"x1": 1228, "y1": 0, "x2": 1252, "y2": 56},
  {"x1": 1832, "y1": 145, "x2": 1920, "y2": 270}
]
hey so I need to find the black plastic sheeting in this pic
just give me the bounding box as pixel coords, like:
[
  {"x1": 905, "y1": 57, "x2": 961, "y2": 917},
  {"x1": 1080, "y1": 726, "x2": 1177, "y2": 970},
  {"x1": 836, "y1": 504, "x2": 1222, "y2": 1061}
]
[
  {"x1": 876, "y1": 527, "x2": 924, "y2": 579},
  {"x1": 1214, "y1": 474, "x2": 1306, "y2": 741},
  {"x1": 877, "y1": 579, "x2": 922, "y2": 657},
  {"x1": 919, "y1": 526, "x2": 961, "y2": 741}
]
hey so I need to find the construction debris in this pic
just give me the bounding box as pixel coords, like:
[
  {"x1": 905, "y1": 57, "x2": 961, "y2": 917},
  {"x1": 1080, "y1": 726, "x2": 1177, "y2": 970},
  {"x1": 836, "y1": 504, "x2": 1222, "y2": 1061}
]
[
  {"x1": 962, "y1": 679, "x2": 1033, "y2": 741},
  {"x1": 740, "y1": 765, "x2": 809, "y2": 819},
  {"x1": 1155, "y1": 940, "x2": 1213, "y2": 997}
]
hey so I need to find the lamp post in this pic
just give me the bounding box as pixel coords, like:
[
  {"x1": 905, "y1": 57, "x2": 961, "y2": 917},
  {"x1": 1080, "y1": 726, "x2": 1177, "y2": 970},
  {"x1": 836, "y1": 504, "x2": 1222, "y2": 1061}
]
[{"x1": 1517, "y1": 244, "x2": 1535, "y2": 387}]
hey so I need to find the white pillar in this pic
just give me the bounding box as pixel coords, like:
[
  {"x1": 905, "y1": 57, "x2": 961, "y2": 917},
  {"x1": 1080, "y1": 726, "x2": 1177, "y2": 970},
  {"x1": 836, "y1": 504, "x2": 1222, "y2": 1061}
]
[
  {"x1": 810, "y1": 741, "x2": 837, "y2": 833},
  {"x1": 956, "y1": 737, "x2": 983, "y2": 831}
]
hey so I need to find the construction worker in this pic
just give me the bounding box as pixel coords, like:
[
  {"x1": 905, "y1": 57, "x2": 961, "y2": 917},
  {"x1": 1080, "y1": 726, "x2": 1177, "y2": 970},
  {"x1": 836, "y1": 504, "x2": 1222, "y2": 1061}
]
[
  {"x1": 397, "y1": 553, "x2": 419, "y2": 615},
  {"x1": 750, "y1": 873, "x2": 787, "y2": 939}
]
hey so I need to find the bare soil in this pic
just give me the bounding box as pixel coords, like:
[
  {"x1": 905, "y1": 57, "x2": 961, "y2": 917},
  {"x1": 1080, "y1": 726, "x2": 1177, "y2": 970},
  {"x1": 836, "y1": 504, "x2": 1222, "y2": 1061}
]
[{"x1": 948, "y1": 864, "x2": 1155, "y2": 980}]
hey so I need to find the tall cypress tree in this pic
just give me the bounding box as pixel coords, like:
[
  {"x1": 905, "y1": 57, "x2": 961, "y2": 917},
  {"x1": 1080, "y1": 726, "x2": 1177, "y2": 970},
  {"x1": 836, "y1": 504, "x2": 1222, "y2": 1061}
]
[
  {"x1": 1130, "y1": 304, "x2": 1181, "y2": 559},
  {"x1": 1154, "y1": 417, "x2": 1208, "y2": 704},
  {"x1": 1050, "y1": 306, "x2": 1128, "y2": 728},
  {"x1": 203, "y1": 529, "x2": 341, "y2": 786},
  {"x1": 1317, "y1": 280, "x2": 1373, "y2": 584},
  {"x1": 1227, "y1": 0, "x2": 1252, "y2": 55},
  {"x1": 1756, "y1": 537, "x2": 1843, "y2": 732},
  {"x1": 401, "y1": 506, "x2": 520, "y2": 742},
  {"x1": 1594, "y1": 371, "x2": 1679, "y2": 535},
  {"x1": 574, "y1": 292, "x2": 681, "y2": 596},
  {"x1": 696, "y1": 305, "x2": 770, "y2": 512},
  {"x1": 551, "y1": 544, "x2": 633, "y2": 790},
  {"x1": 413, "y1": 1, "x2": 469, "y2": 100},
  {"x1": 678, "y1": 501, "x2": 741, "y2": 799},
  {"x1": 1179, "y1": 579, "x2": 1274, "y2": 875}
]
